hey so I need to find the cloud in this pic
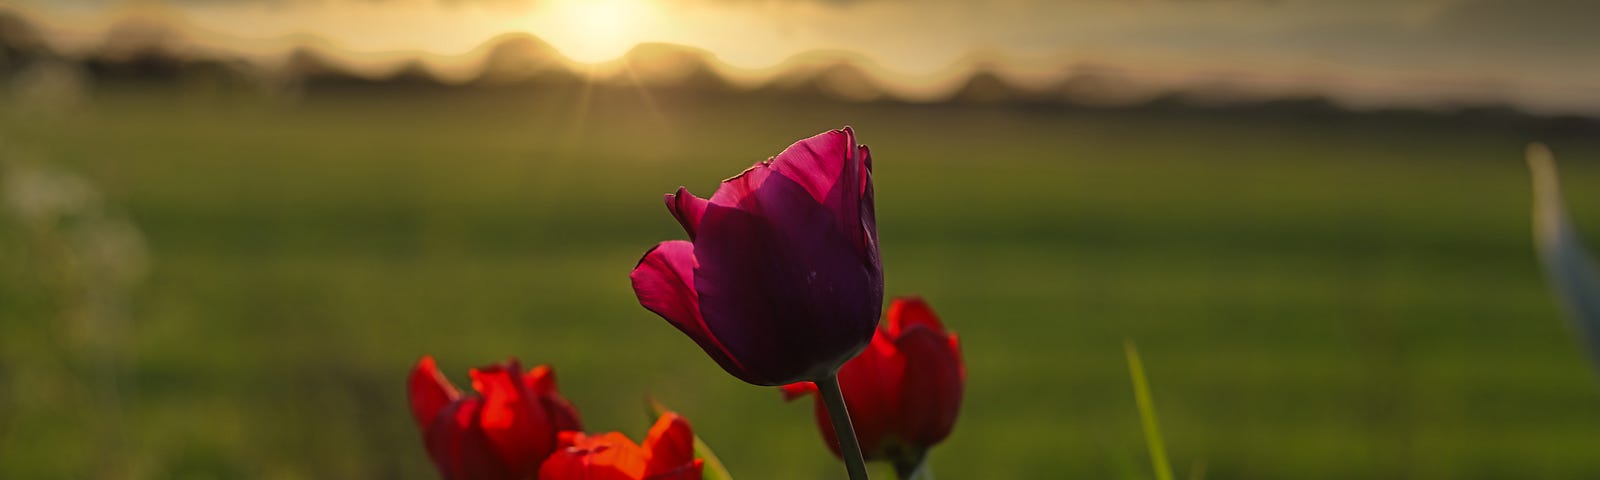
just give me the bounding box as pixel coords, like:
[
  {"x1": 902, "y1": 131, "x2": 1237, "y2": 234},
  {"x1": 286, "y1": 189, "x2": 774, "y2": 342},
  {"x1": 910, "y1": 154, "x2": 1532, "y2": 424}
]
[{"x1": 6, "y1": 0, "x2": 1598, "y2": 112}]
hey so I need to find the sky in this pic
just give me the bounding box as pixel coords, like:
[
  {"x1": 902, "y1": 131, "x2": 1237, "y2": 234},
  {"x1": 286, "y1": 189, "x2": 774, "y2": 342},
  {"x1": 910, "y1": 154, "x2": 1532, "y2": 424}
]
[{"x1": 5, "y1": 0, "x2": 1600, "y2": 114}]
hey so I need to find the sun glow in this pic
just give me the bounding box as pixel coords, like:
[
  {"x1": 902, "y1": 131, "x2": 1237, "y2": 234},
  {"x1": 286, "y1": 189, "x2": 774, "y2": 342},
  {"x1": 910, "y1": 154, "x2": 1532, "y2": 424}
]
[{"x1": 537, "y1": 0, "x2": 658, "y2": 64}]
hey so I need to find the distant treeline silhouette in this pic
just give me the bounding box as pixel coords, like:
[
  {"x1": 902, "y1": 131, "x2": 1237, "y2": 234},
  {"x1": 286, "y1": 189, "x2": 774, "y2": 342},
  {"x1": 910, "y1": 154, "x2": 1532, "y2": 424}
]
[{"x1": 2, "y1": 9, "x2": 1596, "y2": 139}]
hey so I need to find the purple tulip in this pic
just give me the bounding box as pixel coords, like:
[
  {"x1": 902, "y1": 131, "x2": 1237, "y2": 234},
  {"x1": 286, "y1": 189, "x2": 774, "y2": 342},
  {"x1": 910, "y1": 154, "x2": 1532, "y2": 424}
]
[{"x1": 631, "y1": 127, "x2": 883, "y2": 386}]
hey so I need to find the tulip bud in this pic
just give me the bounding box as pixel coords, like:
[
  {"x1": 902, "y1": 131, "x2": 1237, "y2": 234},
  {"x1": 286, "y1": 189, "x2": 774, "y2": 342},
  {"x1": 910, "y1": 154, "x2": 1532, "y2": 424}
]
[
  {"x1": 632, "y1": 127, "x2": 883, "y2": 386},
  {"x1": 408, "y1": 356, "x2": 583, "y2": 480},
  {"x1": 782, "y1": 297, "x2": 964, "y2": 472}
]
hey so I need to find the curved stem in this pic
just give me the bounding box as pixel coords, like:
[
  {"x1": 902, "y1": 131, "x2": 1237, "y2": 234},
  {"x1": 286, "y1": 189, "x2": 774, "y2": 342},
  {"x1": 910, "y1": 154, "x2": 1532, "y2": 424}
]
[{"x1": 817, "y1": 373, "x2": 871, "y2": 480}]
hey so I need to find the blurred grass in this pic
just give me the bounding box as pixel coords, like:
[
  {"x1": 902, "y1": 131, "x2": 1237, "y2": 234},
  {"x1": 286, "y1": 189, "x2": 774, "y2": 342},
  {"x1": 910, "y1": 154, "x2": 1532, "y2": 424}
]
[
  {"x1": 3, "y1": 85, "x2": 1600, "y2": 479},
  {"x1": 1125, "y1": 340, "x2": 1174, "y2": 480}
]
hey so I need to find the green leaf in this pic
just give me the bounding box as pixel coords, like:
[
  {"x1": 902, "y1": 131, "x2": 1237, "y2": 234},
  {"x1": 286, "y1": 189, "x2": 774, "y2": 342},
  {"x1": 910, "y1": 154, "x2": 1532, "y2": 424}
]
[
  {"x1": 1527, "y1": 143, "x2": 1600, "y2": 370},
  {"x1": 644, "y1": 396, "x2": 734, "y2": 480},
  {"x1": 1124, "y1": 339, "x2": 1174, "y2": 480}
]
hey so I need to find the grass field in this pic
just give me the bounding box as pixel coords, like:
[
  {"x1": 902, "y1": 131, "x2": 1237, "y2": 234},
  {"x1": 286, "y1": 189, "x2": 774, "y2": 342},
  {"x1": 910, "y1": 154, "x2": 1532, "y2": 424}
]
[{"x1": 4, "y1": 85, "x2": 1600, "y2": 479}]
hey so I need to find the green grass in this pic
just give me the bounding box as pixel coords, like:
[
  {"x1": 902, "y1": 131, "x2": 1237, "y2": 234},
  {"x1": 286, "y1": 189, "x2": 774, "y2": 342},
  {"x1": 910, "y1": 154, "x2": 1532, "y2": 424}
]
[
  {"x1": 4, "y1": 85, "x2": 1600, "y2": 479},
  {"x1": 1126, "y1": 340, "x2": 1174, "y2": 480}
]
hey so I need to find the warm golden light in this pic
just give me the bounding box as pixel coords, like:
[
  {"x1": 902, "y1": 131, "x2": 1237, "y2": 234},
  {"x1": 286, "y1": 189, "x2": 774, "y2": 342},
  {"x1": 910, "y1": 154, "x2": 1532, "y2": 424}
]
[{"x1": 538, "y1": 0, "x2": 657, "y2": 64}]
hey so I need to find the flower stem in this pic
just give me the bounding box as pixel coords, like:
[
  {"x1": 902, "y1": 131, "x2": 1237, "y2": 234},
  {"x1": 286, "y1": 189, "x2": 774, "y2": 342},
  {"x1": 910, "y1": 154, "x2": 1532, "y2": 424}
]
[{"x1": 817, "y1": 373, "x2": 871, "y2": 480}]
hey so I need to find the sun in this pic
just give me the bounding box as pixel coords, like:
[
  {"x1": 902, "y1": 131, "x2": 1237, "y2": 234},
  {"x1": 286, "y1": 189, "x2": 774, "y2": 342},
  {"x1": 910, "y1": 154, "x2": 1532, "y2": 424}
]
[{"x1": 540, "y1": 0, "x2": 657, "y2": 63}]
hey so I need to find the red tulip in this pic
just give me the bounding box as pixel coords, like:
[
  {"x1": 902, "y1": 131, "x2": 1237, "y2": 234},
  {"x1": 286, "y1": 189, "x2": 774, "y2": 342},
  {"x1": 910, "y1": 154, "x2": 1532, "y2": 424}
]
[
  {"x1": 409, "y1": 356, "x2": 583, "y2": 480},
  {"x1": 781, "y1": 297, "x2": 964, "y2": 469},
  {"x1": 538, "y1": 412, "x2": 703, "y2": 480},
  {"x1": 631, "y1": 127, "x2": 883, "y2": 386}
]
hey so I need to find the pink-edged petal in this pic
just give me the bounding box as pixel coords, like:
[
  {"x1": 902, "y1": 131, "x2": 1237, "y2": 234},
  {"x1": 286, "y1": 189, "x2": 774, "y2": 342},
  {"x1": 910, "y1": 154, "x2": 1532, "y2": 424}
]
[
  {"x1": 631, "y1": 241, "x2": 700, "y2": 330},
  {"x1": 409, "y1": 356, "x2": 461, "y2": 430},
  {"x1": 664, "y1": 186, "x2": 709, "y2": 240},
  {"x1": 707, "y1": 160, "x2": 776, "y2": 209},
  {"x1": 630, "y1": 240, "x2": 757, "y2": 383},
  {"x1": 894, "y1": 325, "x2": 964, "y2": 447},
  {"x1": 767, "y1": 127, "x2": 874, "y2": 263},
  {"x1": 886, "y1": 296, "x2": 946, "y2": 337},
  {"x1": 641, "y1": 413, "x2": 696, "y2": 476},
  {"x1": 702, "y1": 127, "x2": 876, "y2": 266},
  {"x1": 768, "y1": 127, "x2": 857, "y2": 206}
]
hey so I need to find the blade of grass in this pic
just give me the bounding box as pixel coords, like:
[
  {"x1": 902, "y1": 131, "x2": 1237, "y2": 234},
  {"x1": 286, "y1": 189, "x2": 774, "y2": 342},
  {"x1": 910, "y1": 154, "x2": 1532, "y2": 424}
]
[
  {"x1": 1124, "y1": 339, "x2": 1174, "y2": 480},
  {"x1": 1528, "y1": 143, "x2": 1600, "y2": 370}
]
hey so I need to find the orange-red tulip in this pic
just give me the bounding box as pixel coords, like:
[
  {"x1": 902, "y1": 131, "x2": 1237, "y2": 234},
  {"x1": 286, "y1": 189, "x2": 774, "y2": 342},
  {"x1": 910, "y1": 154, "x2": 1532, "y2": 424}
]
[{"x1": 538, "y1": 412, "x2": 703, "y2": 480}]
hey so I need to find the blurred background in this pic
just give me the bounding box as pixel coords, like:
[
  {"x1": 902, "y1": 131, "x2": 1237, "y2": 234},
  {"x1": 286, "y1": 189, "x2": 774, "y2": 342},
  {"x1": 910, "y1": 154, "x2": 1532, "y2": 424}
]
[{"x1": 2, "y1": 0, "x2": 1600, "y2": 478}]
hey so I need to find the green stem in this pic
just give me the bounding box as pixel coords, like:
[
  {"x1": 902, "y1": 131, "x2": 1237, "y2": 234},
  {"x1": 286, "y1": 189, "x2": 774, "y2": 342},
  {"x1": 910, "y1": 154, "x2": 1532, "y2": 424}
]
[{"x1": 817, "y1": 373, "x2": 871, "y2": 480}]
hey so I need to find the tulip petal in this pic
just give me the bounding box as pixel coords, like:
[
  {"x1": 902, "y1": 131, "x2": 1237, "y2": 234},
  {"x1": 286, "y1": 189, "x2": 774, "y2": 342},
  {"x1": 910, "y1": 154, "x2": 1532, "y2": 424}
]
[
  {"x1": 644, "y1": 460, "x2": 704, "y2": 480},
  {"x1": 894, "y1": 325, "x2": 964, "y2": 446},
  {"x1": 472, "y1": 360, "x2": 553, "y2": 476},
  {"x1": 779, "y1": 382, "x2": 817, "y2": 401},
  {"x1": 527, "y1": 365, "x2": 584, "y2": 433},
  {"x1": 631, "y1": 241, "x2": 701, "y2": 328},
  {"x1": 790, "y1": 332, "x2": 901, "y2": 460},
  {"x1": 540, "y1": 432, "x2": 646, "y2": 480},
  {"x1": 711, "y1": 143, "x2": 875, "y2": 265},
  {"x1": 950, "y1": 333, "x2": 966, "y2": 382},
  {"x1": 859, "y1": 150, "x2": 880, "y2": 272},
  {"x1": 525, "y1": 364, "x2": 556, "y2": 393},
  {"x1": 834, "y1": 332, "x2": 903, "y2": 457},
  {"x1": 630, "y1": 240, "x2": 756, "y2": 383},
  {"x1": 694, "y1": 170, "x2": 882, "y2": 384},
  {"x1": 664, "y1": 187, "x2": 709, "y2": 240},
  {"x1": 887, "y1": 296, "x2": 946, "y2": 337},
  {"x1": 409, "y1": 356, "x2": 461, "y2": 430},
  {"x1": 769, "y1": 128, "x2": 856, "y2": 204},
  {"x1": 768, "y1": 127, "x2": 875, "y2": 263},
  {"x1": 857, "y1": 144, "x2": 873, "y2": 186},
  {"x1": 642, "y1": 413, "x2": 696, "y2": 476},
  {"x1": 707, "y1": 158, "x2": 776, "y2": 210},
  {"x1": 423, "y1": 399, "x2": 469, "y2": 478},
  {"x1": 427, "y1": 397, "x2": 513, "y2": 480},
  {"x1": 589, "y1": 433, "x2": 650, "y2": 479},
  {"x1": 536, "y1": 450, "x2": 588, "y2": 480},
  {"x1": 642, "y1": 400, "x2": 732, "y2": 480}
]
